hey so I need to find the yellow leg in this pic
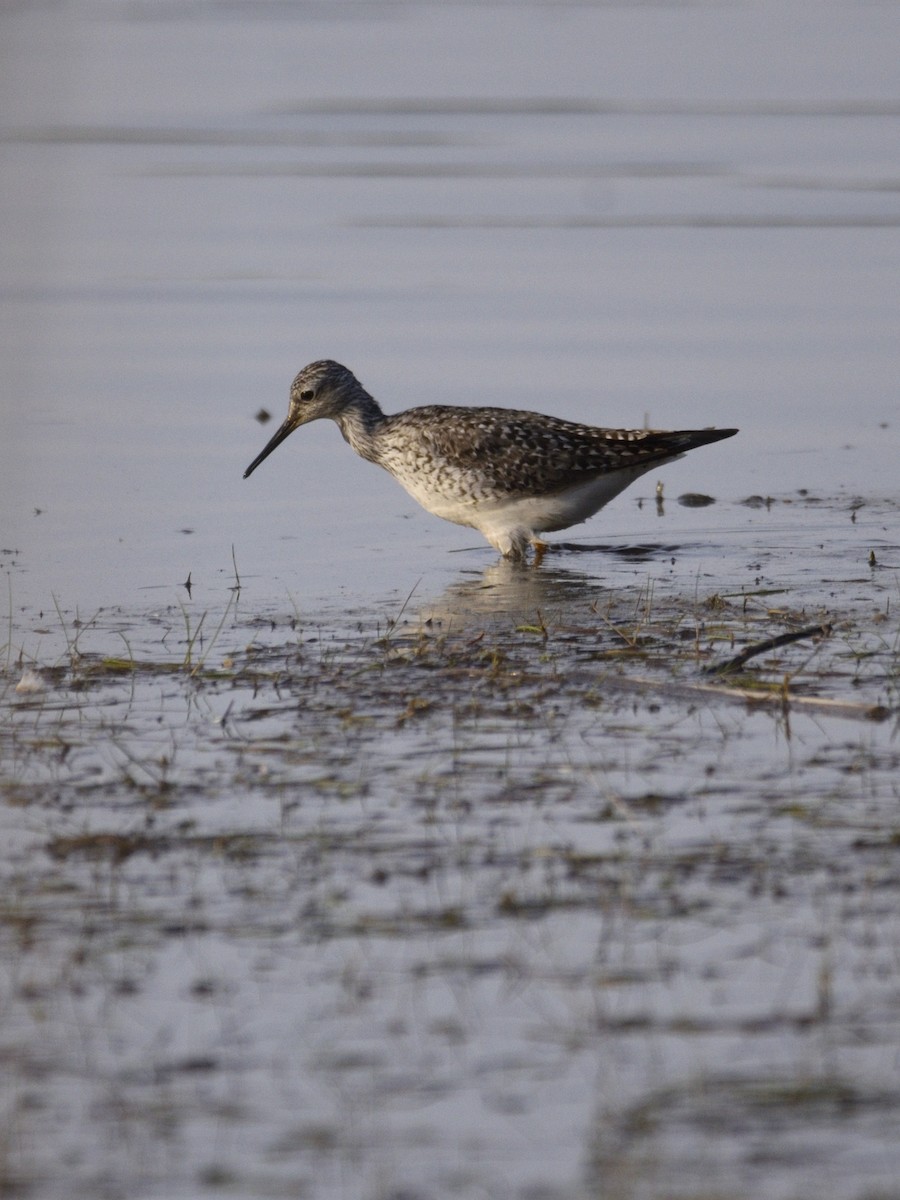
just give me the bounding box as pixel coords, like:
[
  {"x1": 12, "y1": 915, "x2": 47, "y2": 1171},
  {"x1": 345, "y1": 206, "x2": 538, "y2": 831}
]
[{"x1": 531, "y1": 538, "x2": 548, "y2": 567}]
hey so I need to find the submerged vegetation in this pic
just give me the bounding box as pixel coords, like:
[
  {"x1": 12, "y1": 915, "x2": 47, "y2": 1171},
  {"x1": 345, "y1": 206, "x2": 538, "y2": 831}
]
[{"x1": 1, "y1": 518, "x2": 899, "y2": 1199}]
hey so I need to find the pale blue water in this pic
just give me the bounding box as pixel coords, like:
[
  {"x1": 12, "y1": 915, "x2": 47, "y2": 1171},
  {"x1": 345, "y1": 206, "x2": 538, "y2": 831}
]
[
  {"x1": 1, "y1": 5, "x2": 900, "y2": 1198},
  {"x1": 2, "y1": 0, "x2": 898, "y2": 619}
]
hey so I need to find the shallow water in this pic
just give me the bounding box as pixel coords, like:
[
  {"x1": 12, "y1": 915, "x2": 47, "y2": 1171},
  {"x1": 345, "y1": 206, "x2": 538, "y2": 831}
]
[
  {"x1": 3, "y1": 526, "x2": 899, "y2": 1200},
  {"x1": 2, "y1": 2, "x2": 900, "y2": 1198}
]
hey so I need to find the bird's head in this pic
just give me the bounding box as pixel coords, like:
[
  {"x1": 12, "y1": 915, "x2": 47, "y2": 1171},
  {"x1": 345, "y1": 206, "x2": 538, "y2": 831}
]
[{"x1": 243, "y1": 360, "x2": 362, "y2": 479}]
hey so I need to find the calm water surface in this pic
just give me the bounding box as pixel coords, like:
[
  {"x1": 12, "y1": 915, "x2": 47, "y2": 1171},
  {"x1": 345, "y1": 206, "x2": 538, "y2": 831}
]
[
  {"x1": 1, "y1": 3, "x2": 899, "y2": 1198},
  {"x1": 2, "y1": 0, "x2": 898, "y2": 616}
]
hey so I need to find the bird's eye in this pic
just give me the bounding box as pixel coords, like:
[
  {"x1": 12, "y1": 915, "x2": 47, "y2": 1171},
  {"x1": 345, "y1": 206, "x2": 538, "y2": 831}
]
[{"x1": 300, "y1": 389, "x2": 315, "y2": 401}]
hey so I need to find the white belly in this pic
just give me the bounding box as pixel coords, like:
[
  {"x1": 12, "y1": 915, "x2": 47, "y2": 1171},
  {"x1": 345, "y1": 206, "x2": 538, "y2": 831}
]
[{"x1": 392, "y1": 460, "x2": 677, "y2": 557}]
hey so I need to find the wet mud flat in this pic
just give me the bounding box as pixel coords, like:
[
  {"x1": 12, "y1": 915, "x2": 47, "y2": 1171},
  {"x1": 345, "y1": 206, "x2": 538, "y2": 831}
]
[{"x1": 2, "y1": 495, "x2": 899, "y2": 1200}]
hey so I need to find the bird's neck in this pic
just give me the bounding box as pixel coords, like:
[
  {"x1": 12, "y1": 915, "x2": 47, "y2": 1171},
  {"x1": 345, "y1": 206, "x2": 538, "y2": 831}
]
[{"x1": 334, "y1": 391, "x2": 387, "y2": 463}]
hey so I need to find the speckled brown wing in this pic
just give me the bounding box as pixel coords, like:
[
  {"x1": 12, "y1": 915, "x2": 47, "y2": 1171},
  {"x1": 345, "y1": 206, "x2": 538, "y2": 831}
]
[{"x1": 386, "y1": 406, "x2": 735, "y2": 499}]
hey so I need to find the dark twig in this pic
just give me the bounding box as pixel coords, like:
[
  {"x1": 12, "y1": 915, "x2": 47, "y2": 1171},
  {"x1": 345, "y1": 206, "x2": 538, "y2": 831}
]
[{"x1": 705, "y1": 623, "x2": 832, "y2": 677}]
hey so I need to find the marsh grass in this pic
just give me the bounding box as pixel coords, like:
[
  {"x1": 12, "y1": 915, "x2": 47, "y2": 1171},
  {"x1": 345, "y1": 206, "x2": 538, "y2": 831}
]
[{"x1": 1, "y1": 528, "x2": 898, "y2": 1200}]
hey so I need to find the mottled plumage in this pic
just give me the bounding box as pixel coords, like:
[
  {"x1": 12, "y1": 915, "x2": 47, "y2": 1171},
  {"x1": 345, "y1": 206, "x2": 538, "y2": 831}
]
[{"x1": 244, "y1": 360, "x2": 738, "y2": 560}]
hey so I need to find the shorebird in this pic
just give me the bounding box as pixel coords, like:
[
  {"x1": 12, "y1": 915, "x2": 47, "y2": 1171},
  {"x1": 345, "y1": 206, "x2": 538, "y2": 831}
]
[{"x1": 244, "y1": 360, "x2": 737, "y2": 561}]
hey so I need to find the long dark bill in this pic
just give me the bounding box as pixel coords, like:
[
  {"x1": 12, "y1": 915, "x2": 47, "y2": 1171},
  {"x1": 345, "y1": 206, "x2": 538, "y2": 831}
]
[{"x1": 243, "y1": 417, "x2": 297, "y2": 479}]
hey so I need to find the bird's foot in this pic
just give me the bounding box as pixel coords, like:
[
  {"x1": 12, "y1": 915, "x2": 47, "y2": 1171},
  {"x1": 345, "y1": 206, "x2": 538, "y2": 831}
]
[{"x1": 531, "y1": 538, "x2": 549, "y2": 567}]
